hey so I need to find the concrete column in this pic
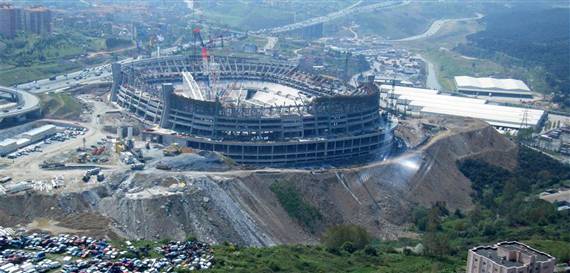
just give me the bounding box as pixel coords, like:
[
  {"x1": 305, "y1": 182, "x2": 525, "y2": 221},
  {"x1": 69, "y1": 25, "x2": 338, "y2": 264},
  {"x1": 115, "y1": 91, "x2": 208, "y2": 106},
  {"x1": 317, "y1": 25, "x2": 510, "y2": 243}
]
[
  {"x1": 111, "y1": 63, "x2": 122, "y2": 102},
  {"x1": 160, "y1": 83, "x2": 174, "y2": 128}
]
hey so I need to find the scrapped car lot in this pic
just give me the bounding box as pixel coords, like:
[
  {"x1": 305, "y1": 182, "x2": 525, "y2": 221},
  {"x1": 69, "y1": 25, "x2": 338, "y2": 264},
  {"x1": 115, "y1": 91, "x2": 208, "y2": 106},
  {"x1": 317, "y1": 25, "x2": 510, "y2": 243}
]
[{"x1": 0, "y1": 228, "x2": 214, "y2": 273}]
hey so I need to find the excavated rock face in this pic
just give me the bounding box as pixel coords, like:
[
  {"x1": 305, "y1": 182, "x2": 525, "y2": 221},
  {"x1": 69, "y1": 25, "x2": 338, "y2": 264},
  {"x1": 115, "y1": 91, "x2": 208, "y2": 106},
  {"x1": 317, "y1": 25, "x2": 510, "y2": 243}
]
[
  {"x1": 0, "y1": 117, "x2": 517, "y2": 246},
  {"x1": 403, "y1": 119, "x2": 518, "y2": 210}
]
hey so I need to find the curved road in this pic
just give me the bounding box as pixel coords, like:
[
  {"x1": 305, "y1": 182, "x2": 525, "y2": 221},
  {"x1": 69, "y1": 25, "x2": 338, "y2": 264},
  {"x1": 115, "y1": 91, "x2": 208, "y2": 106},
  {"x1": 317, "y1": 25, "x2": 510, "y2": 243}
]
[
  {"x1": 0, "y1": 86, "x2": 40, "y2": 121},
  {"x1": 391, "y1": 13, "x2": 483, "y2": 42},
  {"x1": 254, "y1": 1, "x2": 409, "y2": 35}
]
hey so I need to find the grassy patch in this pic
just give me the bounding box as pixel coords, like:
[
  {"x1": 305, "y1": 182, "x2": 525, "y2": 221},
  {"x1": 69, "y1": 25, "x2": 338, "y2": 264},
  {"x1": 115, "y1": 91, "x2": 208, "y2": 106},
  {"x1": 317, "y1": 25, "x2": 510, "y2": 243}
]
[
  {"x1": 351, "y1": 2, "x2": 479, "y2": 40},
  {"x1": 199, "y1": 1, "x2": 355, "y2": 30},
  {"x1": 39, "y1": 92, "x2": 84, "y2": 121},
  {"x1": 270, "y1": 181, "x2": 322, "y2": 233},
  {"x1": 205, "y1": 244, "x2": 464, "y2": 273},
  {"x1": 399, "y1": 17, "x2": 551, "y2": 93},
  {"x1": 0, "y1": 62, "x2": 81, "y2": 86},
  {"x1": 523, "y1": 240, "x2": 570, "y2": 262},
  {"x1": 0, "y1": 31, "x2": 110, "y2": 85}
]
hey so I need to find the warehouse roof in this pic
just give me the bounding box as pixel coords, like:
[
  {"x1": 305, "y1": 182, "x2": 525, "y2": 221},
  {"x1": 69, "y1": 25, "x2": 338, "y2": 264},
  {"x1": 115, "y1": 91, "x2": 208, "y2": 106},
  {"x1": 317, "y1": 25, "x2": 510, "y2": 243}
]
[
  {"x1": 379, "y1": 85, "x2": 545, "y2": 129},
  {"x1": 0, "y1": 139, "x2": 17, "y2": 147},
  {"x1": 454, "y1": 76, "x2": 531, "y2": 92},
  {"x1": 23, "y1": 124, "x2": 56, "y2": 137}
]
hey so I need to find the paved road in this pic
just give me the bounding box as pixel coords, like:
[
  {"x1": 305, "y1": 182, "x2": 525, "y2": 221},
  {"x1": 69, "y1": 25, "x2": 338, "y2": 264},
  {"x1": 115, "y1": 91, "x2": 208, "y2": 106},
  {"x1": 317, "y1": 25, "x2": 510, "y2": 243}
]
[
  {"x1": 15, "y1": 65, "x2": 112, "y2": 94},
  {"x1": 391, "y1": 13, "x2": 483, "y2": 42},
  {"x1": 418, "y1": 55, "x2": 442, "y2": 91},
  {"x1": 14, "y1": 58, "x2": 137, "y2": 95},
  {"x1": 0, "y1": 86, "x2": 41, "y2": 120},
  {"x1": 253, "y1": 1, "x2": 408, "y2": 35}
]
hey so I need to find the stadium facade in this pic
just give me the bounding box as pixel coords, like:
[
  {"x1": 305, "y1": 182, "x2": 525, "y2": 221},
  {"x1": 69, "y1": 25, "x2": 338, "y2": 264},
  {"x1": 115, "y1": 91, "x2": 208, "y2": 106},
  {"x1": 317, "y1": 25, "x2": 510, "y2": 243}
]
[{"x1": 112, "y1": 55, "x2": 396, "y2": 165}]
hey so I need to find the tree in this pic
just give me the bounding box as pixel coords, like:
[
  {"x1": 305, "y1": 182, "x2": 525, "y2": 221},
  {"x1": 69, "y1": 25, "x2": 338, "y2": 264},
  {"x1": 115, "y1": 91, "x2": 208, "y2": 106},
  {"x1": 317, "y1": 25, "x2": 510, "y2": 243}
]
[
  {"x1": 423, "y1": 232, "x2": 451, "y2": 257},
  {"x1": 426, "y1": 206, "x2": 442, "y2": 232},
  {"x1": 321, "y1": 224, "x2": 371, "y2": 252},
  {"x1": 412, "y1": 207, "x2": 428, "y2": 231}
]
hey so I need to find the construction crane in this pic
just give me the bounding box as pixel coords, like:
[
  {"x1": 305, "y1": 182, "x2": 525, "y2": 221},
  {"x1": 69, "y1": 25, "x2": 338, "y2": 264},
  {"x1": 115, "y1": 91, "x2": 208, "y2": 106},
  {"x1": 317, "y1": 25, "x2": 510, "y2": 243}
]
[
  {"x1": 193, "y1": 27, "x2": 205, "y2": 56},
  {"x1": 193, "y1": 27, "x2": 225, "y2": 101},
  {"x1": 344, "y1": 51, "x2": 352, "y2": 82}
]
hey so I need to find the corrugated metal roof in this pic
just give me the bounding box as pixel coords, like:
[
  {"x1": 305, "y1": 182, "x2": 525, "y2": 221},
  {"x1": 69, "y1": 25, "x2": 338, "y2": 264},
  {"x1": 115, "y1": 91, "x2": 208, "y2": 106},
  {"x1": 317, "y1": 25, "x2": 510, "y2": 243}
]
[
  {"x1": 379, "y1": 85, "x2": 545, "y2": 129},
  {"x1": 454, "y1": 76, "x2": 531, "y2": 92},
  {"x1": 23, "y1": 124, "x2": 56, "y2": 137},
  {"x1": 0, "y1": 138, "x2": 17, "y2": 147}
]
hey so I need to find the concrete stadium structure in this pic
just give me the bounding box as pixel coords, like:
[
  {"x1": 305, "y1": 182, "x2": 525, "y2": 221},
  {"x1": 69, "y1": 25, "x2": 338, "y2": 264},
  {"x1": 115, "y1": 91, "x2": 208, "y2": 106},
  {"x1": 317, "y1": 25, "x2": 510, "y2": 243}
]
[
  {"x1": 112, "y1": 55, "x2": 396, "y2": 165},
  {"x1": 0, "y1": 86, "x2": 41, "y2": 126}
]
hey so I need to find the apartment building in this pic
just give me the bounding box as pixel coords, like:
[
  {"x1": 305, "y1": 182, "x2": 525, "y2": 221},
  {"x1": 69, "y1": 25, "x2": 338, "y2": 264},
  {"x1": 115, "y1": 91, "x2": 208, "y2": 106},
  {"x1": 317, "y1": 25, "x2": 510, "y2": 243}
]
[
  {"x1": 0, "y1": 3, "x2": 51, "y2": 38},
  {"x1": 467, "y1": 241, "x2": 556, "y2": 273}
]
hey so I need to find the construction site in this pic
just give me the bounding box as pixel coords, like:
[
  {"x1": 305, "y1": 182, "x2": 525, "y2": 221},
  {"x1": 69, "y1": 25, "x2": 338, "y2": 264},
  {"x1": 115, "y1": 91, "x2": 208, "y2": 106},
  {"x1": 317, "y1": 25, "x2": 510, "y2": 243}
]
[
  {"x1": 112, "y1": 54, "x2": 397, "y2": 166},
  {"x1": 0, "y1": 47, "x2": 535, "y2": 247}
]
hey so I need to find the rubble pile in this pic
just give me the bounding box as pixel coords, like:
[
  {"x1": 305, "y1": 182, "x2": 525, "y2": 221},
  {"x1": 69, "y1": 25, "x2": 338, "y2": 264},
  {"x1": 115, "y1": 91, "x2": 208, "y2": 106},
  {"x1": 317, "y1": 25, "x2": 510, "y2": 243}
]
[
  {"x1": 0, "y1": 231, "x2": 214, "y2": 273},
  {"x1": 155, "y1": 152, "x2": 230, "y2": 172}
]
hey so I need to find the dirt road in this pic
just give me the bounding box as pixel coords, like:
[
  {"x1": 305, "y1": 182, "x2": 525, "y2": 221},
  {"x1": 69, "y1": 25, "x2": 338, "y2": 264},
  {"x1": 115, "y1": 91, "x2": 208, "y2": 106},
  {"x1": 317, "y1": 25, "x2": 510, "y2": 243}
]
[{"x1": 4, "y1": 97, "x2": 119, "y2": 183}]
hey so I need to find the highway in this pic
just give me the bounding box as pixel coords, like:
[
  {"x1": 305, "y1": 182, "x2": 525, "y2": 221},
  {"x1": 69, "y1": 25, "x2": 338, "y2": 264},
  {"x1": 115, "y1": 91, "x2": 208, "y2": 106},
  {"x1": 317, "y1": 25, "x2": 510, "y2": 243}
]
[
  {"x1": 253, "y1": 1, "x2": 409, "y2": 35},
  {"x1": 0, "y1": 86, "x2": 41, "y2": 121},
  {"x1": 12, "y1": 31, "x2": 248, "y2": 95},
  {"x1": 13, "y1": 58, "x2": 137, "y2": 95},
  {"x1": 391, "y1": 13, "x2": 484, "y2": 42},
  {"x1": 15, "y1": 65, "x2": 112, "y2": 94}
]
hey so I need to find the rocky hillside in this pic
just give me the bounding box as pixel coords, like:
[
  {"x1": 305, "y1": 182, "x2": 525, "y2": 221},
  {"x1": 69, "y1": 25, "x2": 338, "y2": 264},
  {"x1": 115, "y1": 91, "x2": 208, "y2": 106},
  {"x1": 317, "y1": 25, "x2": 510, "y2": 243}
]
[{"x1": 0, "y1": 117, "x2": 518, "y2": 246}]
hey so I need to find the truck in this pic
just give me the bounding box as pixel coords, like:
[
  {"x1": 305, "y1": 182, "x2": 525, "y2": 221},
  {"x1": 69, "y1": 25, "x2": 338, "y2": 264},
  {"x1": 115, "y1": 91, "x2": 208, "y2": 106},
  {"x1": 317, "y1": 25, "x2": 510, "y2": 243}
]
[
  {"x1": 85, "y1": 168, "x2": 101, "y2": 177},
  {"x1": 131, "y1": 163, "x2": 145, "y2": 170},
  {"x1": 0, "y1": 176, "x2": 12, "y2": 184}
]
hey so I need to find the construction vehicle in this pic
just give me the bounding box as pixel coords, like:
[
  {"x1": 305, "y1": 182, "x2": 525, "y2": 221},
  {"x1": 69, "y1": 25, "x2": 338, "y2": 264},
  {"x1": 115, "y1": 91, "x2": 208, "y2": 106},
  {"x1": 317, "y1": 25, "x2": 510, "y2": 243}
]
[
  {"x1": 132, "y1": 148, "x2": 145, "y2": 162},
  {"x1": 131, "y1": 163, "x2": 145, "y2": 170},
  {"x1": 156, "y1": 163, "x2": 171, "y2": 171},
  {"x1": 115, "y1": 142, "x2": 123, "y2": 154},
  {"x1": 86, "y1": 168, "x2": 101, "y2": 177},
  {"x1": 163, "y1": 143, "x2": 182, "y2": 157}
]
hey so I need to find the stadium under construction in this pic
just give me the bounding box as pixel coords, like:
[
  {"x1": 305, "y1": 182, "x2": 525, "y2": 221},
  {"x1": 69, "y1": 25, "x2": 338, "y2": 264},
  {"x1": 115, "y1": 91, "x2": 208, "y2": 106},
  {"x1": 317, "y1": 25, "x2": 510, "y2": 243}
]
[{"x1": 111, "y1": 55, "x2": 397, "y2": 165}]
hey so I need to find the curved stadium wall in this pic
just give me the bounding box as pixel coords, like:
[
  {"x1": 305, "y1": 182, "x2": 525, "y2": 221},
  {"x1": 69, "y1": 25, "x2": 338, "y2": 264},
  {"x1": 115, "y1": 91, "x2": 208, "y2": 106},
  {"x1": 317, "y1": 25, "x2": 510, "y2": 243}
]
[{"x1": 111, "y1": 55, "x2": 396, "y2": 165}]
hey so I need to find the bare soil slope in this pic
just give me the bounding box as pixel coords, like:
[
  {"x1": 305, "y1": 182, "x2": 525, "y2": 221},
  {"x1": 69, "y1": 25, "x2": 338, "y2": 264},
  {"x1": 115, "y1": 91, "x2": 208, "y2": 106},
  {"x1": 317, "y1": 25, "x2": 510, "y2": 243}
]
[{"x1": 0, "y1": 117, "x2": 517, "y2": 245}]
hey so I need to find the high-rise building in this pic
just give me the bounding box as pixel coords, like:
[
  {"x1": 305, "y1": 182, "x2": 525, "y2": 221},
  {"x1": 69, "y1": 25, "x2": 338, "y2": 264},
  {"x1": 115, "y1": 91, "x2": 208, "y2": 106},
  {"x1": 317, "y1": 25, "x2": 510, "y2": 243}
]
[
  {"x1": 467, "y1": 241, "x2": 556, "y2": 273},
  {"x1": 0, "y1": 3, "x2": 22, "y2": 38},
  {"x1": 0, "y1": 4, "x2": 51, "y2": 38},
  {"x1": 23, "y1": 6, "x2": 52, "y2": 35}
]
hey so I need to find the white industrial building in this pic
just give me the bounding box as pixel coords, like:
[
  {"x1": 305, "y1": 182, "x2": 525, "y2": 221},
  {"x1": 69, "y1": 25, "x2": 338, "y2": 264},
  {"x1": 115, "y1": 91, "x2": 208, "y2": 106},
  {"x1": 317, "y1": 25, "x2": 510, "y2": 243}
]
[
  {"x1": 454, "y1": 76, "x2": 533, "y2": 98},
  {"x1": 379, "y1": 85, "x2": 546, "y2": 131},
  {"x1": 0, "y1": 139, "x2": 18, "y2": 156},
  {"x1": 0, "y1": 124, "x2": 58, "y2": 156},
  {"x1": 21, "y1": 124, "x2": 57, "y2": 142}
]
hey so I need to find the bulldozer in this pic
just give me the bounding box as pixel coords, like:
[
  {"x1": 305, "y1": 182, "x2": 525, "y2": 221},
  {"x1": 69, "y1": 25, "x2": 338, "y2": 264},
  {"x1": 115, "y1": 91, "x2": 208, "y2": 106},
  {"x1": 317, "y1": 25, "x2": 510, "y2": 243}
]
[
  {"x1": 163, "y1": 143, "x2": 192, "y2": 156},
  {"x1": 163, "y1": 143, "x2": 182, "y2": 156}
]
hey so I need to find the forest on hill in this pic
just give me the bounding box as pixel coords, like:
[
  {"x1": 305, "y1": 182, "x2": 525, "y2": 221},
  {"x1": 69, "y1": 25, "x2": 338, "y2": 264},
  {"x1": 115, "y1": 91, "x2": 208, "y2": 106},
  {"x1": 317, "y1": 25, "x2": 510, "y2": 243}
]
[{"x1": 457, "y1": 8, "x2": 570, "y2": 100}]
